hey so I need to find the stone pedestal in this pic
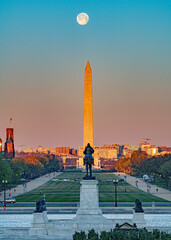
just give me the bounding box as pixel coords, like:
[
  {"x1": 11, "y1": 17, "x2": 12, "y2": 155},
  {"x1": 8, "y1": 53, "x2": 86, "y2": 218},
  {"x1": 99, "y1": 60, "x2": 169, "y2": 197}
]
[
  {"x1": 76, "y1": 180, "x2": 102, "y2": 215},
  {"x1": 132, "y1": 211, "x2": 146, "y2": 228},
  {"x1": 29, "y1": 211, "x2": 48, "y2": 235},
  {"x1": 29, "y1": 181, "x2": 147, "y2": 238}
]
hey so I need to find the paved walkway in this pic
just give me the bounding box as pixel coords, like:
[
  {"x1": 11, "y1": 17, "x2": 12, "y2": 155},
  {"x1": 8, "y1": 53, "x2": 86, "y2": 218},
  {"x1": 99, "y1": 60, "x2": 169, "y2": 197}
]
[
  {"x1": 0, "y1": 172, "x2": 61, "y2": 200},
  {"x1": 115, "y1": 172, "x2": 171, "y2": 202}
]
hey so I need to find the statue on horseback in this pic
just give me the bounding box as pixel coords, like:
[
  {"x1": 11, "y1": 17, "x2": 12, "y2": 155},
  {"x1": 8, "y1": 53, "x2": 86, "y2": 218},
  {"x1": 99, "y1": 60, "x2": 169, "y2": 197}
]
[{"x1": 83, "y1": 143, "x2": 95, "y2": 180}]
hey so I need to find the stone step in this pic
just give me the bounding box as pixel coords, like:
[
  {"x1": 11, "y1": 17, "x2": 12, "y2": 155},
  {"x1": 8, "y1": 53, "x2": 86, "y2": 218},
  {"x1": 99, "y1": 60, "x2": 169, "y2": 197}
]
[{"x1": 0, "y1": 234, "x2": 72, "y2": 240}]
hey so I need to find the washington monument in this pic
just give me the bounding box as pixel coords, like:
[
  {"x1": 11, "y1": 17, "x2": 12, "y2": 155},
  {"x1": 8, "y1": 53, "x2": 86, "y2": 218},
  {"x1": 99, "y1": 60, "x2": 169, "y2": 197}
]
[{"x1": 83, "y1": 61, "x2": 94, "y2": 148}]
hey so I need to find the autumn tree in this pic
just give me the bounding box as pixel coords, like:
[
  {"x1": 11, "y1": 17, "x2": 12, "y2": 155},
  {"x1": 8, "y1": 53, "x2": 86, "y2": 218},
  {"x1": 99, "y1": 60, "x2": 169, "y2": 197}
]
[
  {"x1": 115, "y1": 157, "x2": 132, "y2": 173},
  {"x1": 130, "y1": 150, "x2": 149, "y2": 169},
  {"x1": 23, "y1": 155, "x2": 43, "y2": 166}
]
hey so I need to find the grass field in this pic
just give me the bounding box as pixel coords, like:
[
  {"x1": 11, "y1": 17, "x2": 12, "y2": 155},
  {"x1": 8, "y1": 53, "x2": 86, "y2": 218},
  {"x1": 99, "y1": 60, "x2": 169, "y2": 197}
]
[{"x1": 15, "y1": 172, "x2": 168, "y2": 203}]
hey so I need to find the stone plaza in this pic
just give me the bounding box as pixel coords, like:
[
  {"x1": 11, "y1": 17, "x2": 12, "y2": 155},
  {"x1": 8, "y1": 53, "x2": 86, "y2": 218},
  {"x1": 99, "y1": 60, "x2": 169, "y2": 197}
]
[{"x1": 0, "y1": 179, "x2": 171, "y2": 239}]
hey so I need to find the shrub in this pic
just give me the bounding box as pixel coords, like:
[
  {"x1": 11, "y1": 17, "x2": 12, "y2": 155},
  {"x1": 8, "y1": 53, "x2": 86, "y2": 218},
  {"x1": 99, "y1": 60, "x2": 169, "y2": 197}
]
[
  {"x1": 139, "y1": 228, "x2": 149, "y2": 240},
  {"x1": 127, "y1": 231, "x2": 139, "y2": 240},
  {"x1": 100, "y1": 231, "x2": 110, "y2": 240},
  {"x1": 161, "y1": 231, "x2": 171, "y2": 240},
  {"x1": 73, "y1": 228, "x2": 171, "y2": 240},
  {"x1": 87, "y1": 229, "x2": 99, "y2": 240},
  {"x1": 73, "y1": 230, "x2": 87, "y2": 240},
  {"x1": 153, "y1": 229, "x2": 160, "y2": 239}
]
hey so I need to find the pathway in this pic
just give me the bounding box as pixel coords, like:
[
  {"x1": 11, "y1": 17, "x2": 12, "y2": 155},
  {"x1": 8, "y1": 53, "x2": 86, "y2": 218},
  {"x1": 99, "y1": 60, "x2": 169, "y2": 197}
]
[
  {"x1": 115, "y1": 172, "x2": 171, "y2": 202},
  {"x1": 0, "y1": 172, "x2": 61, "y2": 200}
]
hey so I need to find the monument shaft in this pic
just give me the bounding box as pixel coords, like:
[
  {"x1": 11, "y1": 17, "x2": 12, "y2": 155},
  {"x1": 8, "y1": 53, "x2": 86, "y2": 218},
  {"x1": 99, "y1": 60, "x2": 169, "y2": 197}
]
[{"x1": 83, "y1": 61, "x2": 93, "y2": 148}]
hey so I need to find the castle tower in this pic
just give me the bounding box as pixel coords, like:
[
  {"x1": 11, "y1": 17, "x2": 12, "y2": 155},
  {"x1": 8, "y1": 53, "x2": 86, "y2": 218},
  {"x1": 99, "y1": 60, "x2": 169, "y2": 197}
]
[
  {"x1": 4, "y1": 118, "x2": 15, "y2": 158},
  {"x1": 6, "y1": 128, "x2": 14, "y2": 142},
  {"x1": 83, "y1": 60, "x2": 94, "y2": 148},
  {"x1": 0, "y1": 138, "x2": 2, "y2": 152}
]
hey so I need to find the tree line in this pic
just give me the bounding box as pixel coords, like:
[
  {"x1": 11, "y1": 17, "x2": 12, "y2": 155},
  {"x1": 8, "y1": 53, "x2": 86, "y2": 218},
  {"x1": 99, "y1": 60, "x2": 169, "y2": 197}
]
[
  {"x1": 0, "y1": 154, "x2": 60, "y2": 186},
  {"x1": 115, "y1": 151, "x2": 171, "y2": 188}
]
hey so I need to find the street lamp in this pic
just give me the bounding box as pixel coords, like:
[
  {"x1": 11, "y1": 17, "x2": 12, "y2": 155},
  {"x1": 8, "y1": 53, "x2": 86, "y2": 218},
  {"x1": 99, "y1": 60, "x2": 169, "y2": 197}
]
[
  {"x1": 113, "y1": 179, "x2": 118, "y2": 207},
  {"x1": 2, "y1": 180, "x2": 8, "y2": 210}
]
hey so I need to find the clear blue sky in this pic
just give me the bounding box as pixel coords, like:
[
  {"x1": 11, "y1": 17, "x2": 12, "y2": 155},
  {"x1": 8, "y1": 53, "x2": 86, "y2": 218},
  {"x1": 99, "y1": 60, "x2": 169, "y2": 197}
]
[{"x1": 0, "y1": 0, "x2": 171, "y2": 149}]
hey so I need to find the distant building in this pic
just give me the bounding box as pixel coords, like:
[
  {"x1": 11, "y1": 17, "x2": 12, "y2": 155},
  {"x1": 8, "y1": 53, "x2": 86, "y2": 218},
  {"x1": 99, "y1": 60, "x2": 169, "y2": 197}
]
[
  {"x1": 139, "y1": 141, "x2": 151, "y2": 151},
  {"x1": 111, "y1": 144, "x2": 120, "y2": 155},
  {"x1": 4, "y1": 119, "x2": 15, "y2": 158},
  {"x1": 123, "y1": 148, "x2": 133, "y2": 158},
  {"x1": 122, "y1": 145, "x2": 138, "y2": 158},
  {"x1": 26, "y1": 148, "x2": 36, "y2": 153},
  {"x1": 101, "y1": 144, "x2": 119, "y2": 157},
  {"x1": 70, "y1": 148, "x2": 78, "y2": 156},
  {"x1": 158, "y1": 146, "x2": 171, "y2": 153},
  {"x1": 22, "y1": 147, "x2": 56, "y2": 155},
  {"x1": 56, "y1": 147, "x2": 70, "y2": 155},
  {"x1": 36, "y1": 146, "x2": 44, "y2": 153},
  {"x1": 157, "y1": 146, "x2": 171, "y2": 155},
  {"x1": 103, "y1": 144, "x2": 111, "y2": 148},
  {"x1": 146, "y1": 145, "x2": 158, "y2": 156},
  {"x1": 123, "y1": 144, "x2": 131, "y2": 149},
  {"x1": 61, "y1": 158, "x2": 77, "y2": 169},
  {"x1": 98, "y1": 148, "x2": 117, "y2": 159},
  {"x1": 139, "y1": 141, "x2": 158, "y2": 156}
]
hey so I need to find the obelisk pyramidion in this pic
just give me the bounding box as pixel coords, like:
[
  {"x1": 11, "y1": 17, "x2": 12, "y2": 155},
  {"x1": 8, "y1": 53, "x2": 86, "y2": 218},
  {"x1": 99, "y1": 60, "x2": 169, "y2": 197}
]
[{"x1": 83, "y1": 60, "x2": 94, "y2": 148}]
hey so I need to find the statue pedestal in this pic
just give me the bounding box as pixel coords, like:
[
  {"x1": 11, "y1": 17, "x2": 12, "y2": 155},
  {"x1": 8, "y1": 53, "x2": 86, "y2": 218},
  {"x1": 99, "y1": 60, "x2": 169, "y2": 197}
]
[
  {"x1": 29, "y1": 211, "x2": 48, "y2": 235},
  {"x1": 76, "y1": 180, "x2": 102, "y2": 216},
  {"x1": 132, "y1": 211, "x2": 146, "y2": 228},
  {"x1": 29, "y1": 181, "x2": 147, "y2": 238}
]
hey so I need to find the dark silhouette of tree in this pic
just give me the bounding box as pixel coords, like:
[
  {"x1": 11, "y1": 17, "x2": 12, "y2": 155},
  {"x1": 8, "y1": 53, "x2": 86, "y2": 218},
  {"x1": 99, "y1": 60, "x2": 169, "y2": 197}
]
[
  {"x1": 136, "y1": 154, "x2": 171, "y2": 187},
  {"x1": 0, "y1": 155, "x2": 12, "y2": 182}
]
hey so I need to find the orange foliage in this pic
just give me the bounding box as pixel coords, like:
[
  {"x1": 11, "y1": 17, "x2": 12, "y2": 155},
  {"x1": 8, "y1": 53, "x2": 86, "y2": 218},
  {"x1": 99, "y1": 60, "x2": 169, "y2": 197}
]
[
  {"x1": 23, "y1": 155, "x2": 43, "y2": 166},
  {"x1": 115, "y1": 157, "x2": 132, "y2": 174}
]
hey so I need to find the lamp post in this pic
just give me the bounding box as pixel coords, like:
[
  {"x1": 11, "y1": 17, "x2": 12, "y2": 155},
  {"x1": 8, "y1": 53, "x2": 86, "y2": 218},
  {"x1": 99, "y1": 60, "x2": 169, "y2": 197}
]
[
  {"x1": 2, "y1": 180, "x2": 8, "y2": 210},
  {"x1": 113, "y1": 179, "x2": 118, "y2": 207}
]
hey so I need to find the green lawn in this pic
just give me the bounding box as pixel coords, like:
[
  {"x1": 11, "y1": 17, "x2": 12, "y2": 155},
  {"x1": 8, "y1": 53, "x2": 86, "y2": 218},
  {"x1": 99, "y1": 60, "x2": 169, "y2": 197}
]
[{"x1": 15, "y1": 172, "x2": 169, "y2": 203}]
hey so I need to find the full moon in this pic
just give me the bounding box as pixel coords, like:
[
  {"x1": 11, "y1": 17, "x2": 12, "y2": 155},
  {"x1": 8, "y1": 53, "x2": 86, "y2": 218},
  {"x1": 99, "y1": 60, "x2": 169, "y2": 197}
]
[{"x1": 77, "y1": 13, "x2": 89, "y2": 25}]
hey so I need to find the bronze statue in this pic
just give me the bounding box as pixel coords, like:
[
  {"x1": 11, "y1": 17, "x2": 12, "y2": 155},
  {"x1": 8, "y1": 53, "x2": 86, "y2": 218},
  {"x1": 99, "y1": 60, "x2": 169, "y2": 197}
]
[
  {"x1": 134, "y1": 199, "x2": 144, "y2": 213},
  {"x1": 34, "y1": 199, "x2": 46, "y2": 212},
  {"x1": 83, "y1": 143, "x2": 95, "y2": 180}
]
